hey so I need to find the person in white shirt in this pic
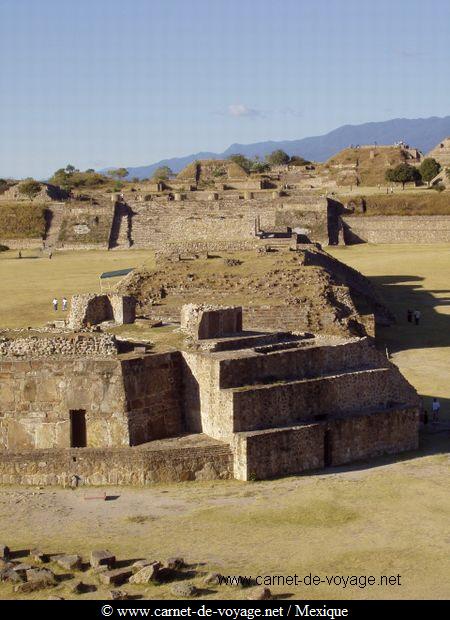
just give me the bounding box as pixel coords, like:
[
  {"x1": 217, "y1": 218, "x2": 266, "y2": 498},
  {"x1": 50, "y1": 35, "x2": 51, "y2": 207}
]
[
  {"x1": 432, "y1": 398, "x2": 440, "y2": 423},
  {"x1": 52, "y1": 298, "x2": 58, "y2": 312},
  {"x1": 62, "y1": 297, "x2": 68, "y2": 312}
]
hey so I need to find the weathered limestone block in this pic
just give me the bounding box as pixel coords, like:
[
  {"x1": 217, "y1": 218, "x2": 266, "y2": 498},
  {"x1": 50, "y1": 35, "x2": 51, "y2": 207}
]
[
  {"x1": 181, "y1": 304, "x2": 243, "y2": 339},
  {"x1": 90, "y1": 550, "x2": 116, "y2": 569},
  {"x1": 55, "y1": 554, "x2": 82, "y2": 570},
  {"x1": 99, "y1": 568, "x2": 132, "y2": 586},
  {"x1": 129, "y1": 562, "x2": 162, "y2": 584}
]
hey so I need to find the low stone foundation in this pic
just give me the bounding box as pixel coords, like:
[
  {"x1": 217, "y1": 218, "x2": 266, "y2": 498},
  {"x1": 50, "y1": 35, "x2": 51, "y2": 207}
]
[{"x1": 0, "y1": 435, "x2": 233, "y2": 486}]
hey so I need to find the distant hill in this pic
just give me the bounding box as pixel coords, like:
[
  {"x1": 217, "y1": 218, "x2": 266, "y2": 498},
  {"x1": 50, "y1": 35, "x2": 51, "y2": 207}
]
[{"x1": 108, "y1": 116, "x2": 450, "y2": 180}]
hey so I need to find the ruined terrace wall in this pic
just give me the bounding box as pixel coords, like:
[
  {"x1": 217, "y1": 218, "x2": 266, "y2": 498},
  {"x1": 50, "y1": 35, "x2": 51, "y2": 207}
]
[
  {"x1": 127, "y1": 194, "x2": 328, "y2": 249},
  {"x1": 232, "y1": 405, "x2": 419, "y2": 481},
  {"x1": 342, "y1": 215, "x2": 450, "y2": 244},
  {"x1": 217, "y1": 338, "x2": 384, "y2": 389},
  {"x1": 330, "y1": 406, "x2": 419, "y2": 464},
  {"x1": 230, "y1": 367, "x2": 408, "y2": 433},
  {"x1": 0, "y1": 444, "x2": 233, "y2": 486}
]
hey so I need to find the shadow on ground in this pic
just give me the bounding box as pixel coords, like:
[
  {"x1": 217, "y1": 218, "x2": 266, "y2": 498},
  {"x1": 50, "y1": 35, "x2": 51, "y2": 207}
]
[{"x1": 371, "y1": 274, "x2": 450, "y2": 353}]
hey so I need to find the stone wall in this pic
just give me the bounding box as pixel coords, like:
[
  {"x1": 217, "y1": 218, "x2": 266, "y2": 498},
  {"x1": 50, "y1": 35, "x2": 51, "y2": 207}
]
[
  {"x1": 181, "y1": 304, "x2": 242, "y2": 339},
  {"x1": 217, "y1": 337, "x2": 382, "y2": 389},
  {"x1": 119, "y1": 193, "x2": 329, "y2": 250},
  {"x1": 330, "y1": 406, "x2": 419, "y2": 465},
  {"x1": 68, "y1": 294, "x2": 136, "y2": 329},
  {"x1": 0, "y1": 357, "x2": 128, "y2": 450},
  {"x1": 0, "y1": 333, "x2": 117, "y2": 358},
  {"x1": 232, "y1": 405, "x2": 419, "y2": 481},
  {"x1": 233, "y1": 423, "x2": 324, "y2": 481},
  {"x1": 0, "y1": 441, "x2": 233, "y2": 486},
  {"x1": 0, "y1": 238, "x2": 44, "y2": 249},
  {"x1": 57, "y1": 203, "x2": 114, "y2": 248},
  {"x1": 0, "y1": 351, "x2": 185, "y2": 450},
  {"x1": 342, "y1": 215, "x2": 450, "y2": 244},
  {"x1": 121, "y1": 353, "x2": 184, "y2": 444},
  {"x1": 230, "y1": 368, "x2": 394, "y2": 433}
]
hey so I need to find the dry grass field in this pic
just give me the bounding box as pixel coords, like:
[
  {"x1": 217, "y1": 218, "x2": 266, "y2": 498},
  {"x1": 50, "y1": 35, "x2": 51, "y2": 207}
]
[
  {"x1": 0, "y1": 248, "x2": 155, "y2": 328},
  {"x1": 0, "y1": 244, "x2": 449, "y2": 600}
]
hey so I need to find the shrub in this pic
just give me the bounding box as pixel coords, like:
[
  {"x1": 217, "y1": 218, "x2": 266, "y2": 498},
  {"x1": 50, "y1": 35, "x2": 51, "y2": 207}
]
[{"x1": 17, "y1": 179, "x2": 41, "y2": 199}]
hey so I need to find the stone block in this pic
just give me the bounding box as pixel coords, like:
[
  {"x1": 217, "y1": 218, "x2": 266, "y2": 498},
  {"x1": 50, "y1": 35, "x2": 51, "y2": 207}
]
[
  {"x1": 0, "y1": 544, "x2": 10, "y2": 560},
  {"x1": 181, "y1": 304, "x2": 243, "y2": 339},
  {"x1": 55, "y1": 554, "x2": 82, "y2": 570},
  {"x1": 99, "y1": 568, "x2": 133, "y2": 586},
  {"x1": 90, "y1": 549, "x2": 116, "y2": 569},
  {"x1": 30, "y1": 548, "x2": 49, "y2": 563},
  {"x1": 129, "y1": 562, "x2": 162, "y2": 584},
  {"x1": 170, "y1": 582, "x2": 198, "y2": 598},
  {"x1": 26, "y1": 568, "x2": 57, "y2": 587}
]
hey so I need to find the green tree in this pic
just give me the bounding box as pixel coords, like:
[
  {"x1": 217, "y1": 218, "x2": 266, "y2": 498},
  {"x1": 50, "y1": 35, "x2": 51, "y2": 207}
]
[
  {"x1": 152, "y1": 166, "x2": 172, "y2": 181},
  {"x1": 385, "y1": 164, "x2": 421, "y2": 189},
  {"x1": 419, "y1": 158, "x2": 441, "y2": 186},
  {"x1": 65, "y1": 164, "x2": 77, "y2": 174},
  {"x1": 289, "y1": 155, "x2": 311, "y2": 166},
  {"x1": 250, "y1": 161, "x2": 270, "y2": 173},
  {"x1": 227, "y1": 154, "x2": 253, "y2": 173},
  {"x1": 17, "y1": 178, "x2": 41, "y2": 199},
  {"x1": 265, "y1": 149, "x2": 290, "y2": 166},
  {"x1": 108, "y1": 167, "x2": 129, "y2": 180}
]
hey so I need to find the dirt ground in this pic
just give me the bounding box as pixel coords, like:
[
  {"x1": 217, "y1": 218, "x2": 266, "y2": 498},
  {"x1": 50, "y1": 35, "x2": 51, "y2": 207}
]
[
  {"x1": 0, "y1": 434, "x2": 448, "y2": 600},
  {"x1": 0, "y1": 243, "x2": 449, "y2": 600}
]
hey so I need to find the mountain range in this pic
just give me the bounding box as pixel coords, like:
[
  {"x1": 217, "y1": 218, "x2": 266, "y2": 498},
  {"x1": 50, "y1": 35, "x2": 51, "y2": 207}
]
[{"x1": 105, "y1": 116, "x2": 450, "y2": 180}]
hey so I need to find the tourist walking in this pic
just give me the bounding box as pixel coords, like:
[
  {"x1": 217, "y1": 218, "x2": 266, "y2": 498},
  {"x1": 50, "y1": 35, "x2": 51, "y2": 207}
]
[
  {"x1": 48, "y1": 250, "x2": 53, "y2": 260},
  {"x1": 414, "y1": 309, "x2": 421, "y2": 325},
  {"x1": 52, "y1": 298, "x2": 58, "y2": 312},
  {"x1": 432, "y1": 398, "x2": 440, "y2": 423},
  {"x1": 62, "y1": 297, "x2": 68, "y2": 312}
]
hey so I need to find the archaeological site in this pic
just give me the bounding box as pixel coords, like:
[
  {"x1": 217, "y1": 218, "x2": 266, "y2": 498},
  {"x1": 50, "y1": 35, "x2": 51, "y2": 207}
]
[{"x1": 0, "y1": 153, "x2": 431, "y2": 487}]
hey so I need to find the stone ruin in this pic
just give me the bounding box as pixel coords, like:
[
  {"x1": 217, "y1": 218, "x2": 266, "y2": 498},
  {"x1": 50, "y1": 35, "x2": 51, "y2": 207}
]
[
  {"x1": 68, "y1": 293, "x2": 136, "y2": 330},
  {"x1": 181, "y1": 304, "x2": 242, "y2": 340},
  {"x1": 0, "y1": 304, "x2": 420, "y2": 485}
]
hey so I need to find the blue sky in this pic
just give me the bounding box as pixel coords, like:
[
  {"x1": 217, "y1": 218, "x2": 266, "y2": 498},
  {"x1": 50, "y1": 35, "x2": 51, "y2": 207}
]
[{"x1": 1, "y1": 0, "x2": 449, "y2": 178}]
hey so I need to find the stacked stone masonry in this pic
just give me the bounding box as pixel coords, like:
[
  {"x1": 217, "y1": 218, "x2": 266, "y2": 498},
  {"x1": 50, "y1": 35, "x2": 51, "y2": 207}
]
[
  {"x1": 0, "y1": 306, "x2": 420, "y2": 484},
  {"x1": 342, "y1": 215, "x2": 450, "y2": 244}
]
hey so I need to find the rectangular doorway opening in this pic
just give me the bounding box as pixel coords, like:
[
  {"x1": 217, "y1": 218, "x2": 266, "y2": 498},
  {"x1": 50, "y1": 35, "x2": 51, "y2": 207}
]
[
  {"x1": 324, "y1": 430, "x2": 332, "y2": 468},
  {"x1": 70, "y1": 410, "x2": 87, "y2": 447}
]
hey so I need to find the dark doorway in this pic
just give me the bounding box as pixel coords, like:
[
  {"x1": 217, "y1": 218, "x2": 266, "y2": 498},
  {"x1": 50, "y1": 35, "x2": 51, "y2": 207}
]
[
  {"x1": 324, "y1": 430, "x2": 332, "y2": 467},
  {"x1": 70, "y1": 410, "x2": 87, "y2": 447}
]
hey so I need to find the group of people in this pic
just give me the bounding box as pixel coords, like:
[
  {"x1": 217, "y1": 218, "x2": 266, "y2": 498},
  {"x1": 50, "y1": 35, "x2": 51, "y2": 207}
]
[
  {"x1": 407, "y1": 309, "x2": 421, "y2": 325},
  {"x1": 52, "y1": 297, "x2": 68, "y2": 312}
]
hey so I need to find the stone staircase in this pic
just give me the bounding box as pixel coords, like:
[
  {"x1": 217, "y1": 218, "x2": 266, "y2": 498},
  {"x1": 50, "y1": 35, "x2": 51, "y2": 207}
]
[
  {"x1": 44, "y1": 203, "x2": 65, "y2": 249},
  {"x1": 109, "y1": 201, "x2": 133, "y2": 249}
]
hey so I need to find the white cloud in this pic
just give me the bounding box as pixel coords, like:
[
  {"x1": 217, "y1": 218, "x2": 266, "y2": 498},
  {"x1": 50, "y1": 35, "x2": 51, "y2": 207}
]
[{"x1": 228, "y1": 104, "x2": 261, "y2": 118}]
